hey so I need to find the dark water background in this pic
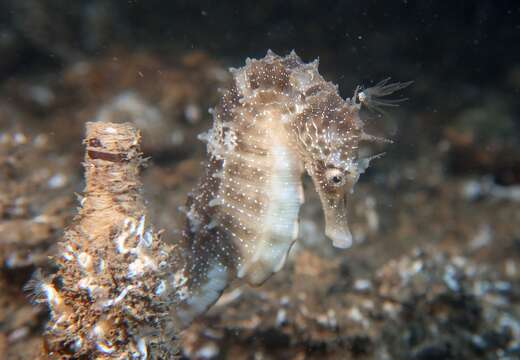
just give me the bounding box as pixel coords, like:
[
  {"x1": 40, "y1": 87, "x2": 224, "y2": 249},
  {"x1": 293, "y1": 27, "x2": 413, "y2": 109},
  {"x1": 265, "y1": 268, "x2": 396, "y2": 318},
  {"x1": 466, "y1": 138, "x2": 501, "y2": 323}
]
[{"x1": 1, "y1": 1, "x2": 518, "y2": 90}]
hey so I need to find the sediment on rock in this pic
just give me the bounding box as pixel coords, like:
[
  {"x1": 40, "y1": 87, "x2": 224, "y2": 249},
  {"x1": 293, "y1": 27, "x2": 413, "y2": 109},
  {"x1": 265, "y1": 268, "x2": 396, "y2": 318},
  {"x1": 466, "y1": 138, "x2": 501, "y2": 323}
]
[{"x1": 39, "y1": 122, "x2": 184, "y2": 359}]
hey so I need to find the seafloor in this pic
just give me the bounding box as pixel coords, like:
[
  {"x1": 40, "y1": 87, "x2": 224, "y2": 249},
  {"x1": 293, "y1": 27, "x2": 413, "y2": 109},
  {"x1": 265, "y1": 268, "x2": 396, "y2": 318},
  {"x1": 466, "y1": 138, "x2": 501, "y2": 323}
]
[{"x1": 1, "y1": 2, "x2": 519, "y2": 359}]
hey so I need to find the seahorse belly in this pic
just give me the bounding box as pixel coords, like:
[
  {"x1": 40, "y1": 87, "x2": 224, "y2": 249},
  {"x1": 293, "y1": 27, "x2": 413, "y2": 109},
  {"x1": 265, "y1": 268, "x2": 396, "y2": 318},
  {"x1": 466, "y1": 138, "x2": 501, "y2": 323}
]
[
  {"x1": 230, "y1": 122, "x2": 303, "y2": 285},
  {"x1": 243, "y1": 143, "x2": 301, "y2": 284}
]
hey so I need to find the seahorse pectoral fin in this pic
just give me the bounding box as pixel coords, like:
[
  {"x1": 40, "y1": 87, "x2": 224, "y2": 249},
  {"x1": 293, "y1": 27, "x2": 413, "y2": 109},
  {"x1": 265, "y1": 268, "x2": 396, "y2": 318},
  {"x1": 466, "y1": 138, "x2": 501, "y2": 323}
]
[{"x1": 320, "y1": 192, "x2": 353, "y2": 249}]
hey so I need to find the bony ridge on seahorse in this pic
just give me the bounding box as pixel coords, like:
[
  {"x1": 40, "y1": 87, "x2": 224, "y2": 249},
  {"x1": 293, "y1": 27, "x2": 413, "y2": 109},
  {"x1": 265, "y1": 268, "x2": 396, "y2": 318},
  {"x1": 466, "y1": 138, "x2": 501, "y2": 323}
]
[{"x1": 175, "y1": 50, "x2": 411, "y2": 326}]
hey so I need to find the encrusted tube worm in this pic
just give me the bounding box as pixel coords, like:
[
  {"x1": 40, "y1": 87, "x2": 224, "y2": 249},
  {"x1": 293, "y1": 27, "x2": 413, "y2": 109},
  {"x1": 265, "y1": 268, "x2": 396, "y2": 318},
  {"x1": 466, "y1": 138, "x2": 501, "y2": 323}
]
[
  {"x1": 175, "y1": 50, "x2": 410, "y2": 326},
  {"x1": 37, "y1": 122, "x2": 183, "y2": 358}
]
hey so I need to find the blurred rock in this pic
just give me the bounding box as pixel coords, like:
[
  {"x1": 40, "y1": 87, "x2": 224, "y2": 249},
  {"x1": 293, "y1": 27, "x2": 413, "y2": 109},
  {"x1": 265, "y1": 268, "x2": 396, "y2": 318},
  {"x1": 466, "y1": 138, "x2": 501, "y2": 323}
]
[
  {"x1": 444, "y1": 95, "x2": 520, "y2": 185},
  {"x1": 0, "y1": 130, "x2": 76, "y2": 269},
  {"x1": 182, "y1": 247, "x2": 520, "y2": 359},
  {"x1": 1, "y1": 50, "x2": 230, "y2": 157},
  {"x1": 0, "y1": 128, "x2": 77, "y2": 358}
]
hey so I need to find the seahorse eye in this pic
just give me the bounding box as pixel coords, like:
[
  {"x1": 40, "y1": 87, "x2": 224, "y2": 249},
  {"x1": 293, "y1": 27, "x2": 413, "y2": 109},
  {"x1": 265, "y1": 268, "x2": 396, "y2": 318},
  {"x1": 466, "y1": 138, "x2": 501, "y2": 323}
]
[{"x1": 325, "y1": 168, "x2": 345, "y2": 187}]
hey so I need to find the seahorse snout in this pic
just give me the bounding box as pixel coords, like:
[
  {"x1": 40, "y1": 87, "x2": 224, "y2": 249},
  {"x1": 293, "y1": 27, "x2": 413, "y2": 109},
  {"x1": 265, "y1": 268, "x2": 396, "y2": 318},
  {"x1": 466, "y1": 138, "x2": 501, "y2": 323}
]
[{"x1": 319, "y1": 190, "x2": 353, "y2": 249}]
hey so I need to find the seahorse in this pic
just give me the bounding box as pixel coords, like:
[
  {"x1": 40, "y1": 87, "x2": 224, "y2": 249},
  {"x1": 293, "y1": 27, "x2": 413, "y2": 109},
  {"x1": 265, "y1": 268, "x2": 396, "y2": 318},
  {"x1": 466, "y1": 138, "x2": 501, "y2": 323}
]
[{"x1": 175, "y1": 50, "x2": 410, "y2": 326}]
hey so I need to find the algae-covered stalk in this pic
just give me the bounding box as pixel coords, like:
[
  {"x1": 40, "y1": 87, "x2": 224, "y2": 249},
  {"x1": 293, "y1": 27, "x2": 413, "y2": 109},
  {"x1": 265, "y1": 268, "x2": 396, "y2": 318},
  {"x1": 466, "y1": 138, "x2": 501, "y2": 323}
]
[{"x1": 37, "y1": 122, "x2": 184, "y2": 358}]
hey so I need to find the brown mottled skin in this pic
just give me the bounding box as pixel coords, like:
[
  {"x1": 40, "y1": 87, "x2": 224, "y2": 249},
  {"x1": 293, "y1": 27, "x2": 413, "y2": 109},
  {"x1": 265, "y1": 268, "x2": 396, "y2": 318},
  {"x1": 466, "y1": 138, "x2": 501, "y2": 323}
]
[{"x1": 175, "y1": 50, "x2": 408, "y2": 326}]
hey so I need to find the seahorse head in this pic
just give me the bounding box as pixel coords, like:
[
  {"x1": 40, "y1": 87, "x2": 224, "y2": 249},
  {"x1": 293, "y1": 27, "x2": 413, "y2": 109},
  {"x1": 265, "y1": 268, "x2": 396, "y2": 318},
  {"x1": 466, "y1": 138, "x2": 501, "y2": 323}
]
[
  {"x1": 287, "y1": 58, "x2": 409, "y2": 249},
  {"x1": 293, "y1": 98, "x2": 369, "y2": 249}
]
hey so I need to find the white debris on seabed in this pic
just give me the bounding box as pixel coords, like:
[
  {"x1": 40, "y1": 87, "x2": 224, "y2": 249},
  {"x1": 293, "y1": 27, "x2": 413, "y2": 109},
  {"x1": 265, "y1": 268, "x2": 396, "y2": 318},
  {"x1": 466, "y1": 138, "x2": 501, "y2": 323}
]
[
  {"x1": 195, "y1": 342, "x2": 220, "y2": 359},
  {"x1": 442, "y1": 264, "x2": 461, "y2": 292},
  {"x1": 0, "y1": 132, "x2": 27, "y2": 145},
  {"x1": 364, "y1": 196, "x2": 380, "y2": 233},
  {"x1": 353, "y1": 278, "x2": 373, "y2": 292},
  {"x1": 279, "y1": 295, "x2": 290, "y2": 306},
  {"x1": 171, "y1": 131, "x2": 185, "y2": 145},
  {"x1": 276, "y1": 308, "x2": 287, "y2": 326},
  {"x1": 347, "y1": 306, "x2": 368, "y2": 329},
  {"x1": 28, "y1": 85, "x2": 55, "y2": 106},
  {"x1": 505, "y1": 260, "x2": 517, "y2": 278},
  {"x1": 352, "y1": 225, "x2": 367, "y2": 244},
  {"x1": 381, "y1": 301, "x2": 400, "y2": 318},
  {"x1": 316, "y1": 309, "x2": 338, "y2": 329},
  {"x1": 184, "y1": 103, "x2": 201, "y2": 123},
  {"x1": 182, "y1": 329, "x2": 222, "y2": 360},
  {"x1": 372, "y1": 246, "x2": 520, "y2": 356},
  {"x1": 7, "y1": 327, "x2": 29, "y2": 343},
  {"x1": 47, "y1": 173, "x2": 68, "y2": 189},
  {"x1": 461, "y1": 177, "x2": 520, "y2": 202},
  {"x1": 469, "y1": 223, "x2": 493, "y2": 250}
]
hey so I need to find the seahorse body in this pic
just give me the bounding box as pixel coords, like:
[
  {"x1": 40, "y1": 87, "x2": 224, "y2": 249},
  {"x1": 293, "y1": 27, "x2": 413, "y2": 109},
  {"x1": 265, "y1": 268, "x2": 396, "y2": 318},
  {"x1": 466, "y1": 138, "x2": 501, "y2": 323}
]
[{"x1": 175, "y1": 50, "x2": 405, "y2": 326}]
